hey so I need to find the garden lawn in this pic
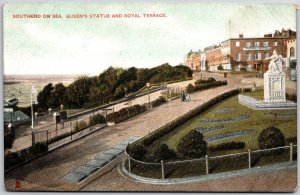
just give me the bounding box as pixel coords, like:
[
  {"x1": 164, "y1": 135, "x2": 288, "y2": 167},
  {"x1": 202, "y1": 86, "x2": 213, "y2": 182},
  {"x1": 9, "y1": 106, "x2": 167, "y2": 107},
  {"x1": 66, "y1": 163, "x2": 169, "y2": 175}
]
[{"x1": 147, "y1": 90, "x2": 296, "y2": 156}]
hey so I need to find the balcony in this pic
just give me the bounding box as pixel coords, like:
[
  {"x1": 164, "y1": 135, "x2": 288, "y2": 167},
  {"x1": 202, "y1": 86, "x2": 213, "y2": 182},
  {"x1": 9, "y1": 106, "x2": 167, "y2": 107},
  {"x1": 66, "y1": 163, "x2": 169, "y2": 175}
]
[{"x1": 242, "y1": 46, "x2": 271, "y2": 51}]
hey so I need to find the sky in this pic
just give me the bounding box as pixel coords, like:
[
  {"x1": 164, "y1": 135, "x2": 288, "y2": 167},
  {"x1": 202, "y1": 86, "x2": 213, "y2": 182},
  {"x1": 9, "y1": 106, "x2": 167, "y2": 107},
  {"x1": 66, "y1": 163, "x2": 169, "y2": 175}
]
[{"x1": 3, "y1": 3, "x2": 297, "y2": 75}]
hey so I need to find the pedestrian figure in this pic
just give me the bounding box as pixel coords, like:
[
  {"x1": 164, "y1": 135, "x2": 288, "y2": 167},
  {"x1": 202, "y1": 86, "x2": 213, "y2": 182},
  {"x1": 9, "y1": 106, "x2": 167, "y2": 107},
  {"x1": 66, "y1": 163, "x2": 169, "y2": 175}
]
[
  {"x1": 252, "y1": 82, "x2": 257, "y2": 91},
  {"x1": 186, "y1": 94, "x2": 191, "y2": 102},
  {"x1": 181, "y1": 90, "x2": 186, "y2": 102}
]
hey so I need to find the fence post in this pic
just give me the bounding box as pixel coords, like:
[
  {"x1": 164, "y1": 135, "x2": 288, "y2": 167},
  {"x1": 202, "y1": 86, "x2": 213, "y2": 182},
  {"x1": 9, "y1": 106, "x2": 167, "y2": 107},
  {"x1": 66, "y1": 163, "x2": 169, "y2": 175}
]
[
  {"x1": 46, "y1": 130, "x2": 49, "y2": 145},
  {"x1": 248, "y1": 149, "x2": 251, "y2": 169},
  {"x1": 112, "y1": 107, "x2": 115, "y2": 123},
  {"x1": 290, "y1": 143, "x2": 293, "y2": 162},
  {"x1": 31, "y1": 131, "x2": 35, "y2": 146},
  {"x1": 76, "y1": 117, "x2": 78, "y2": 129},
  {"x1": 128, "y1": 154, "x2": 131, "y2": 172},
  {"x1": 89, "y1": 115, "x2": 92, "y2": 131},
  {"x1": 70, "y1": 121, "x2": 73, "y2": 141},
  {"x1": 205, "y1": 155, "x2": 209, "y2": 175},
  {"x1": 55, "y1": 122, "x2": 58, "y2": 136},
  {"x1": 161, "y1": 160, "x2": 165, "y2": 179}
]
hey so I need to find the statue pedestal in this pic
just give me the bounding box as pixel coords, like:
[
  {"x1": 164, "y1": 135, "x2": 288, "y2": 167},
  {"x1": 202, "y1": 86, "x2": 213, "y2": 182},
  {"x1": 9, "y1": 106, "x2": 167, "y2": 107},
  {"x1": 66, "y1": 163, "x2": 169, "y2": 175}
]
[
  {"x1": 238, "y1": 50, "x2": 296, "y2": 110},
  {"x1": 264, "y1": 71, "x2": 286, "y2": 102}
]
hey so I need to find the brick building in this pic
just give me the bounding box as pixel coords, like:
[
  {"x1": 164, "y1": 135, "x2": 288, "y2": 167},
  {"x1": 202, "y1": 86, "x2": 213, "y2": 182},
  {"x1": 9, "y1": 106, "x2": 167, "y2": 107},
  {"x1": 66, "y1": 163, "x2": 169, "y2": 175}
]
[
  {"x1": 204, "y1": 29, "x2": 296, "y2": 72},
  {"x1": 286, "y1": 39, "x2": 297, "y2": 80},
  {"x1": 183, "y1": 50, "x2": 201, "y2": 71}
]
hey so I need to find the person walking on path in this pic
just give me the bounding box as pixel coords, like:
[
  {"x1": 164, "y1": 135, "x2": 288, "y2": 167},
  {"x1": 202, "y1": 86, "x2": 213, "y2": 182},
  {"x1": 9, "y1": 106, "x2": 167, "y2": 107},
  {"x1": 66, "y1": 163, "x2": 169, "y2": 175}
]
[{"x1": 181, "y1": 90, "x2": 186, "y2": 102}]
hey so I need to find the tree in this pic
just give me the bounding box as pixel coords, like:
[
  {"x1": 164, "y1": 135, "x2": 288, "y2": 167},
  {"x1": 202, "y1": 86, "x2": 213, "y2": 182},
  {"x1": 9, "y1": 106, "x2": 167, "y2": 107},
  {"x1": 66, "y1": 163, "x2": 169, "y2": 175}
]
[
  {"x1": 177, "y1": 130, "x2": 207, "y2": 159},
  {"x1": 37, "y1": 83, "x2": 54, "y2": 110},
  {"x1": 217, "y1": 65, "x2": 224, "y2": 71},
  {"x1": 47, "y1": 83, "x2": 66, "y2": 109},
  {"x1": 153, "y1": 143, "x2": 176, "y2": 162},
  {"x1": 258, "y1": 126, "x2": 285, "y2": 149}
]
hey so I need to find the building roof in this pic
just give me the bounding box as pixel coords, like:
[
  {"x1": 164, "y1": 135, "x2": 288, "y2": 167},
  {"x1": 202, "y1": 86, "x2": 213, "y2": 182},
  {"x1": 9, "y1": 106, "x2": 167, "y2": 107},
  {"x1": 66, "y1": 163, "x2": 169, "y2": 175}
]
[{"x1": 4, "y1": 110, "x2": 30, "y2": 124}]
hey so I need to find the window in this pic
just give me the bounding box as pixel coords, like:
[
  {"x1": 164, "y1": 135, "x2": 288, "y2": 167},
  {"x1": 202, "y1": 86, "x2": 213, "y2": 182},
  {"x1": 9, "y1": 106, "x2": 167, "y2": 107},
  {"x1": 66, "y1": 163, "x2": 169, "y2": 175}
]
[
  {"x1": 263, "y1": 41, "x2": 269, "y2": 46},
  {"x1": 264, "y1": 52, "x2": 269, "y2": 59},
  {"x1": 290, "y1": 47, "x2": 295, "y2": 58},
  {"x1": 254, "y1": 42, "x2": 260, "y2": 47},
  {"x1": 246, "y1": 52, "x2": 251, "y2": 61},
  {"x1": 273, "y1": 41, "x2": 278, "y2": 46},
  {"x1": 254, "y1": 52, "x2": 261, "y2": 60},
  {"x1": 246, "y1": 42, "x2": 251, "y2": 47},
  {"x1": 236, "y1": 53, "x2": 241, "y2": 61},
  {"x1": 236, "y1": 41, "x2": 240, "y2": 47}
]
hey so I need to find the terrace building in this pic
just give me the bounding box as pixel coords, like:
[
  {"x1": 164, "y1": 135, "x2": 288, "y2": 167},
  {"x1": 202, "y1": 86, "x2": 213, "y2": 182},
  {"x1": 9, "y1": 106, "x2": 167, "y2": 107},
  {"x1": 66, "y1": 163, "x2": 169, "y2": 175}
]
[
  {"x1": 286, "y1": 39, "x2": 297, "y2": 80},
  {"x1": 183, "y1": 49, "x2": 201, "y2": 71},
  {"x1": 203, "y1": 29, "x2": 296, "y2": 72}
]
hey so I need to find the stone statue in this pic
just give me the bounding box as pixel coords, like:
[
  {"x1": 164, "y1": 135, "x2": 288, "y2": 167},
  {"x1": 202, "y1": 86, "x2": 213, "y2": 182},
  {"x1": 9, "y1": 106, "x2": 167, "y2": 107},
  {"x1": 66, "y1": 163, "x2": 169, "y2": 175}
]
[{"x1": 265, "y1": 50, "x2": 283, "y2": 72}]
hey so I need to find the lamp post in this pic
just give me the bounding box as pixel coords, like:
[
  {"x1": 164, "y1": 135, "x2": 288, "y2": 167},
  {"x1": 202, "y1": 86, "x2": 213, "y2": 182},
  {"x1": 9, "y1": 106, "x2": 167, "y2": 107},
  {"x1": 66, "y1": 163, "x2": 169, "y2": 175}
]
[
  {"x1": 30, "y1": 86, "x2": 38, "y2": 132},
  {"x1": 146, "y1": 82, "x2": 151, "y2": 109}
]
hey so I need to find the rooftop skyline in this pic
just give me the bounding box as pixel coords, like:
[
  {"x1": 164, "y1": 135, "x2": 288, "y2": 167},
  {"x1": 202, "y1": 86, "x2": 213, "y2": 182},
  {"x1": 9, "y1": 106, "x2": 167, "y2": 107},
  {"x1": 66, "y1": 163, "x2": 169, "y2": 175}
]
[{"x1": 4, "y1": 3, "x2": 296, "y2": 75}]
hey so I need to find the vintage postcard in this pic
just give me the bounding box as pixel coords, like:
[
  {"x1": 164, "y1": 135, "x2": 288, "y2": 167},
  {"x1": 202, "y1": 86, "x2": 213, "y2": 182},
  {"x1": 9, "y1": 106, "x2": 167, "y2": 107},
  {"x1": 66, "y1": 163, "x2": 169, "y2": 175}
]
[{"x1": 3, "y1": 2, "x2": 297, "y2": 192}]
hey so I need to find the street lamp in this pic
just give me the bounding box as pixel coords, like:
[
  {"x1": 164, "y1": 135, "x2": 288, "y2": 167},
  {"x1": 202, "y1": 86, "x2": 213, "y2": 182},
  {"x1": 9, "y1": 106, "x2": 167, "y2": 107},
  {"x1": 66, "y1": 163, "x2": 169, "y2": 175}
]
[
  {"x1": 30, "y1": 86, "x2": 38, "y2": 132},
  {"x1": 146, "y1": 82, "x2": 151, "y2": 109}
]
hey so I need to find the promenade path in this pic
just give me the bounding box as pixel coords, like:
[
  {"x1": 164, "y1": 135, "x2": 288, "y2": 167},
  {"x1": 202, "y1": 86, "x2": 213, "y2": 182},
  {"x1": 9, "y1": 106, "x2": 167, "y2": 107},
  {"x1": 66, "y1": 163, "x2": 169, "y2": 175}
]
[
  {"x1": 9, "y1": 79, "x2": 196, "y2": 152},
  {"x1": 5, "y1": 76, "x2": 241, "y2": 191}
]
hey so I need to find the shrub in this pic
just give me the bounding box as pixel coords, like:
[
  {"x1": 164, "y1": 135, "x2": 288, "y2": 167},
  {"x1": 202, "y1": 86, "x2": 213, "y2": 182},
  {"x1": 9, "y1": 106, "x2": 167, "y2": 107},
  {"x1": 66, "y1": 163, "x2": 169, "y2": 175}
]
[
  {"x1": 126, "y1": 143, "x2": 147, "y2": 160},
  {"x1": 193, "y1": 81, "x2": 227, "y2": 92},
  {"x1": 74, "y1": 121, "x2": 88, "y2": 132},
  {"x1": 258, "y1": 126, "x2": 285, "y2": 150},
  {"x1": 186, "y1": 84, "x2": 195, "y2": 93},
  {"x1": 106, "y1": 104, "x2": 146, "y2": 123},
  {"x1": 217, "y1": 65, "x2": 224, "y2": 70},
  {"x1": 153, "y1": 143, "x2": 177, "y2": 162},
  {"x1": 286, "y1": 93, "x2": 297, "y2": 102},
  {"x1": 177, "y1": 130, "x2": 207, "y2": 159},
  {"x1": 195, "y1": 77, "x2": 216, "y2": 85},
  {"x1": 152, "y1": 96, "x2": 167, "y2": 107},
  {"x1": 209, "y1": 141, "x2": 245, "y2": 152},
  {"x1": 240, "y1": 67, "x2": 247, "y2": 72},
  {"x1": 91, "y1": 113, "x2": 106, "y2": 125},
  {"x1": 286, "y1": 136, "x2": 297, "y2": 144}
]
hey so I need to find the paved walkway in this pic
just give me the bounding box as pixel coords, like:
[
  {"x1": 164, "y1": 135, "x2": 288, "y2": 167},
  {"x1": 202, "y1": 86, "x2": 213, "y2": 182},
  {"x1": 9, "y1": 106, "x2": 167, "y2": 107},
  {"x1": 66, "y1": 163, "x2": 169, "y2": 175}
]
[
  {"x1": 82, "y1": 159, "x2": 297, "y2": 192},
  {"x1": 9, "y1": 79, "x2": 196, "y2": 152},
  {"x1": 5, "y1": 77, "x2": 240, "y2": 191}
]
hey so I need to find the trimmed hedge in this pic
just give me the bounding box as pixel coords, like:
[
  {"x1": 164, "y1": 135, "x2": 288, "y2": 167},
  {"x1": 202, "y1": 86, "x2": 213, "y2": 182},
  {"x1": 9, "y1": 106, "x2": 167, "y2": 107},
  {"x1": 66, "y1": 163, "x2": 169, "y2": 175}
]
[
  {"x1": 141, "y1": 89, "x2": 240, "y2": 147},
  {"x1": 90, "y1": 113, "x2": 106, "y2": 125},
  {"x1": 5, "y1": 143, "x2": 48, "y2": 170},
  {"x1": 152, "y1": 96, "x2": 167, "y2": 108},
  {"x1": 186, "y1": 84, "x2": 195, "y2": 93},
  {"x1": 106, "y1": 104, "x2": 147, "y2": 123},
  {"x1": 209, "y1": 141, "x2": 245, "y2": 152},
  {"x1": 193, "y1": 81, "x2": 227, "y2": 92},
  {"x1": 195, "y1": 77, "x2": 216, "y2": 85}
]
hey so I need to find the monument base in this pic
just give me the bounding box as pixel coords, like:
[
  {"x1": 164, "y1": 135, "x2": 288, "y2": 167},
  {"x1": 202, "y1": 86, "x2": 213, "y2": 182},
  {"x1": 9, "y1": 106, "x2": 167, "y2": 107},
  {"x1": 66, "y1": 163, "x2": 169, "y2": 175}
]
[{"x1": 238, "y1": 94, "x2": 297, "y2": 110}]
